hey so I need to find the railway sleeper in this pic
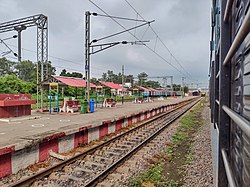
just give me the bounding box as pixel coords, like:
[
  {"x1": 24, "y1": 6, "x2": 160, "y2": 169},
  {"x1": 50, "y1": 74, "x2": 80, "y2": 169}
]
[
  {"x1": 64, "y1": 165, "x2": 93, "y2": 175},
  {"x1": 86, "y1": 155, "x2": 114, "y2": 165},
  {"x1": 94, "y1": 150, "x2": 119, "y2": 158},
  {"x1": 136, "y1": 133, "x2": 150, "y2": 137},
  {"x1": 104, "y1": 151, "x2": 121, "y2": 157},
  {"x1": 116, "y1": 143, "x2": 133, "y2": 149},
  {"x1": 125, "y1": 137, "x2": 143, "y2": 143},
  {"x1": 48, "y1": 172, "x2": 84, "y2": 186},
  {"x1": 121, "y1": 140, "x2": 137, "y2": 145},
  {"x1": 109, "y1": 147, "x2": 128, "y2": 153},
  {"x1": 84, "y1": 160, "x2": 106, "y2": 169}
]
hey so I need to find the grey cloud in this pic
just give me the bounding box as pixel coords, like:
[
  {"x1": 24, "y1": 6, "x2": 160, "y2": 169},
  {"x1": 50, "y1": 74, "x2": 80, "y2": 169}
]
[{"x1": 0, "y1": 0, "x2": 211, "y2": 84}]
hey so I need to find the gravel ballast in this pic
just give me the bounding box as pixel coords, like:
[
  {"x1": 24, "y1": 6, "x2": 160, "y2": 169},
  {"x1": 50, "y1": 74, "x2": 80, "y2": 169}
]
[{"x1": 182, "y1": 101, "x2": 213, "y2": 187}]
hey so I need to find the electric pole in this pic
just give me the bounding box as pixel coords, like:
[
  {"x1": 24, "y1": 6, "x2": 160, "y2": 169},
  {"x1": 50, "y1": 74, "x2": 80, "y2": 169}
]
[
  {"x1": 182, "y1": 77, "x2": 185, "y2": 97},
  {"x1": 14, "y1": 25, "x2": 26, "y2": 62},
  {"x1": 85, "y1": 11, "x2": 91, "y2": 111},
  {"x1": 122, "y1": 65, "x2": 124, "y2": 86}
]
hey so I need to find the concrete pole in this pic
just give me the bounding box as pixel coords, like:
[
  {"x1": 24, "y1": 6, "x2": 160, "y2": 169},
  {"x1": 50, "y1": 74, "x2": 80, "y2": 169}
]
[
  {"x1": 85, "y1": 11, "x2": 91, "y2": 111},
  {"x1": 122, "y1": 65, "x2": 124, "y2": 86},
  {"x1": 17, "y1": 30, "x2": 21, "y2": 62}
]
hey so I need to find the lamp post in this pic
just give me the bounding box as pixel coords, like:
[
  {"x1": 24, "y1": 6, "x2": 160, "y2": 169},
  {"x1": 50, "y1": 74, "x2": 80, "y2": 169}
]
[{"x1": 14, "y1": 25, "x2": 27, "y2": 62}]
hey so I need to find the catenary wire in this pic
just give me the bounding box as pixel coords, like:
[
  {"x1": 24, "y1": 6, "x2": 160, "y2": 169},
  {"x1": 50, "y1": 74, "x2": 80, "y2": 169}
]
[
  {"x1": 124, "y1": 0, "x2": 192, "y2": 80},
  {"x1": 89, "y1": 0, "x2": 189, "y2": 79}
]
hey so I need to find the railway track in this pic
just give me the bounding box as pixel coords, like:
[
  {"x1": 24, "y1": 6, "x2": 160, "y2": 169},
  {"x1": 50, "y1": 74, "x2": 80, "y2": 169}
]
[{"x1": 11, "y1": 98, "x2": 200, "y2": 187}]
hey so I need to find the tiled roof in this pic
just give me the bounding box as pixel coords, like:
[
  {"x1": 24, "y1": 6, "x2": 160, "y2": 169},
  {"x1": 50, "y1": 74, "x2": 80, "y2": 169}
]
[
  {"x1": 100, "y1": 81, "x2": 124, "y2": 89},
  {"x1": 147, "y1": 87, "x2": 160, "y2": 92},
  {"x1": 136, "y1": 85, "x2": 151, "y2": 92},
  {"x1": 52, "y1": 76, "x2": 96, "y2": 88}
]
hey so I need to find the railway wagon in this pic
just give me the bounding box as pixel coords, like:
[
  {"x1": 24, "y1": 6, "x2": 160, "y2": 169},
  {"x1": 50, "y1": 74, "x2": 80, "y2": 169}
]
[{"x1": 210, "y1": 0, "x2": 250, "y2": 186}]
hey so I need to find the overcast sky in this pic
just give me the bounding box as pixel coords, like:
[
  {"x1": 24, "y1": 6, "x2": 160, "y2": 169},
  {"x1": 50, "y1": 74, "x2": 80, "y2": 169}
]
[{"x1": 0, "y1": 0, "x2": 211, "y2": 86}]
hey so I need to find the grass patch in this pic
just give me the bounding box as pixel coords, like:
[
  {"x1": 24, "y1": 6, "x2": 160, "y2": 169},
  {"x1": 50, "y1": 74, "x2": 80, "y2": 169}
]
[
  {"x1": 127, "y1": 99, "x2": 205, "y2": 187},
  {"x1": 128, "y1": 161, "x2": 167, "y2": 187}
]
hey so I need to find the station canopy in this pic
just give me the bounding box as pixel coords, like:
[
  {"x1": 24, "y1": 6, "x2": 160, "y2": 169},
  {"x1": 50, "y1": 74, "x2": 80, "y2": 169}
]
[
  {"x1": 41, "y1": 75, "x2": 96, "y2": 88},
  {"x1": 99, "y1": 81, "x2": 125, "y2": 90},
  {"x1": 147, "y1": 87, "x2": 160, "y2": 92},
  {"x1": 135, "y1": 85, "x2": 151, "y2": 92}
]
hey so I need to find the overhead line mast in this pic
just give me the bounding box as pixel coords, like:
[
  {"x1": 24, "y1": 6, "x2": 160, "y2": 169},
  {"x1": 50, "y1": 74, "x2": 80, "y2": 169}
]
[{"x1": 84, "y1": 10, "x2": 152, "y2": 111}]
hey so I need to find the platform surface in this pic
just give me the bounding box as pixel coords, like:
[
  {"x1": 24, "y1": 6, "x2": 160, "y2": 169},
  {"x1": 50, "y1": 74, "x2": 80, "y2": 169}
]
[{"x1": 0, "y1": 97, "x2": 193, "y2": 150}]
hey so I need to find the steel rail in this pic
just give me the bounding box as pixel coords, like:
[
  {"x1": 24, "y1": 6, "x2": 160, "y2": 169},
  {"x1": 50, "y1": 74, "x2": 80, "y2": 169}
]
[
  {"x1": 85, "y1": 98, "x2": 201, "y2": 186},
  {"x1": 10, "y1": 98, "x2": 197, "y2": 187}
]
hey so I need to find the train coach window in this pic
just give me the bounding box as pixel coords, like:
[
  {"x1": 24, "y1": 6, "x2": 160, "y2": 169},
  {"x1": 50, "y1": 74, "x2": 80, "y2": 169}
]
[
  {"x1": 243, "y1": 54, "x2": 250, "y2": 75},
  {"x1": 244, "y1": 34, "x2": 250, "y2": 55}
]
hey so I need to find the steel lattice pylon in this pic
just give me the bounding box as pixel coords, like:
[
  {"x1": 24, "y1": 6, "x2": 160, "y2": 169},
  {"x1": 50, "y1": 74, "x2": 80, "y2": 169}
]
[{"x1": 0, "y1": 14, "x2": 48, "y2": 110}]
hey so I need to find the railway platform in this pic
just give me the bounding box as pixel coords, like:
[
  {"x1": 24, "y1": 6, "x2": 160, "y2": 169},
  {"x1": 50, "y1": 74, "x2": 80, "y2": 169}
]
[{"x1": 0, "y1": 96, "x2": 195, "y2": 178}]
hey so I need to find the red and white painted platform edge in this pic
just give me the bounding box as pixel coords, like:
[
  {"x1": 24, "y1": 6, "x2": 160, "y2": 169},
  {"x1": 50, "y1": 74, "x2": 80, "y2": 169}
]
[{"x1": 0, "y1": 97, "x2": 195, "y2": 178}]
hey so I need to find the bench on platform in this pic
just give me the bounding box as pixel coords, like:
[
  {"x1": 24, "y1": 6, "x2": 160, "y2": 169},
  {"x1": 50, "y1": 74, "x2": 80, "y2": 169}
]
[
  {"x1": 66, "y1": 100, "x2": 80, "y2": 113},
  {"x1": 133, "y1": 98, "x2": 144, "y2": 103},
  {"x1": 103, "y1": 98, "x2": 116, "y2": 107}
]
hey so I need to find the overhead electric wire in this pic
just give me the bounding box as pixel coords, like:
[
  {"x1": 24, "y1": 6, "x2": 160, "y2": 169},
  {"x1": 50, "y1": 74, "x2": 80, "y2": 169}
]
[
  {"x1": 124, "y1": 0, "x2": 192, "y2": 80},
  {"x1": 1, "y1": 44, "x2": 108, "y2": 75},
  {"x1": 93, "y1": 13, "x2": 147, "y2": 22},
  {"x1": 4, "y1": 43, "x2": 108, "y2": 73},
  {"x1": 92, "y1": 20, "x2": 154, "y2": 43},
  {"x1": 89, "y1": 0, "x2": 189, "y2": 79},
  {"x1": 0, "y1": 38, "x2": 17, "y2": 57}
]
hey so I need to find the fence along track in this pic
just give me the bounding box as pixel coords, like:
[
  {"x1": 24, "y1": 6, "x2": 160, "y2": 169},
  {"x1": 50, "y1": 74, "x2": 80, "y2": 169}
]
[{"x1": 11, "y1": 98, "x2": 200, "y2": 187}]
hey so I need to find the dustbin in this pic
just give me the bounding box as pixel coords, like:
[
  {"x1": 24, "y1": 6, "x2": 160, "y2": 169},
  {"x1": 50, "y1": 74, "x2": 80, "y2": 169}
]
[
  {"x1": 80, "y1": 99, "x2": 88, "y2": 114},
  {"x1": 89, "y1": 99, "x2": 95, "y2": 113}
]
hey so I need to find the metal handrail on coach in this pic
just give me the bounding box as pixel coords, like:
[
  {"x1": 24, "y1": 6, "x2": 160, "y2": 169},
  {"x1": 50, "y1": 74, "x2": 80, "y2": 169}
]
[
  {"x1": 221, "y1": 149, "x2": 236, "y2": 187},
  {"x1": 222, "y1": 105, "x2": 250, "y2": 138},
  {"x1": 223, "y1": 9, "x2": 250, "y2": 66}
]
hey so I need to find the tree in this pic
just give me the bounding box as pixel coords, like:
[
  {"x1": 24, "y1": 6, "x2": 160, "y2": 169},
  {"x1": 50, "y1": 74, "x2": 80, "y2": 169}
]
[
  {"x1": 0, "y1": 57, "x2": 16, "y2": 76},
  {"x1": 137, "y1": 72, "x2": 148, "y2": 86},
  {"x1": 90, "y1": 77, "x2": 98, "y2": 84},
  {"x1": 36, "y1": 61, "x2": 56, "y2": 80},
  {"x1": 15, "y1": 60, "x2": 36, "y2": 82},
  {"x1": 60, "y1": 69, "x2": 67, "y2": 76},
  {"x1": 102, "y1": 72, "x2": 107, "y2": 81},
  {"x1": 47, "y1": 61, "x2": 56, "y2": 75},
  {"x1": 0, "y1": 74, "x2": 35, "y2": 94},
  {"x1": 102, "y1": 70, "x2": 119, "y2": 83},
  {"x1": 144, "y1": 80, "x2": 160, "y2": 88},
  {"x1": 125, "y1": 74, "x2": 134, "y2": 86},
  {"x1": 107, "y1": 70, "x2": 115, "y2": 82},
  {"x1": 71, "y1": 72, "x2": 83, "y2": 78},
  {"x1": 59, "y1": 69, "x2": 83, "y2": 78},
  {"x1": 172, "y1": 84, "x2": 181, "y2": 91},
  {"x1": 184, "y1": 86, "x2": 189, "y2": 93}
]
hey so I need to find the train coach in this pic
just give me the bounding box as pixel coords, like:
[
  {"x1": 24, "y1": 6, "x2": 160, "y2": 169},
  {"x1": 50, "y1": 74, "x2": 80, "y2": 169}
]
[{"x1": 209, "y1": 0, "x2": 250, "y2": 186}]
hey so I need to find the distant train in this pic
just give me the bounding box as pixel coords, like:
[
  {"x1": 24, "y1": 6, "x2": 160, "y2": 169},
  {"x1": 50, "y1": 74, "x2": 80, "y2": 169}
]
[{"x1": 148, "y1": 90, "x2": 182, "y2": 97}]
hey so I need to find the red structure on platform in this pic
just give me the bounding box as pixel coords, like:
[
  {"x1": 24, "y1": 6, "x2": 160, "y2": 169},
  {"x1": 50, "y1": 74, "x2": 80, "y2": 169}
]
[{"x1": 0, "y1": 94, "x2": 36, "y2": 118}]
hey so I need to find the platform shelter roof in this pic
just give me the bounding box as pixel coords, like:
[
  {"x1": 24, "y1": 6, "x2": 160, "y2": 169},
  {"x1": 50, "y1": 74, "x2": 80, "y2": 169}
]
[
  {"x1": 147, "y1": 87, "x2": 160, "y2": 92},
  {"x1": 99, "y1": 81, "x2": 125, "y2": 90},
  {"x1": 135, "y1": 85, "x2": 151, "y2": 92},
  {"x1": 42, "y1": 75, "x2": 96, "y2": 88}
]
